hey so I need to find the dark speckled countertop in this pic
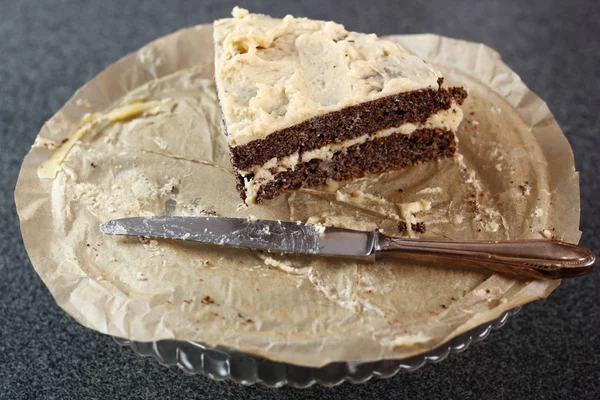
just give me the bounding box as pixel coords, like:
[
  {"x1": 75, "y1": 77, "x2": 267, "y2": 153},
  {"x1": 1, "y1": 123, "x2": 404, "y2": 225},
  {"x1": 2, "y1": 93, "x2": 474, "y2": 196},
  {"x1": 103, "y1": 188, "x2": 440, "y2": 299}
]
[{"x1": 1, "y1": 0, "x2": 598, "y2": 399}]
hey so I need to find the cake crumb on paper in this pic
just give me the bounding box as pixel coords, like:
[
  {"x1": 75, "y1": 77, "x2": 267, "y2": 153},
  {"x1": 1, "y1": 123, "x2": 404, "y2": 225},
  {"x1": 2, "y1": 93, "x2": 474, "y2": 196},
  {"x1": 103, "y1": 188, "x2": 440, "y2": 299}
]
[
  {"x1": 386, "y1": 333, "x2": 431, "y2": 348},
  {"x1": 520, "y1": 183, "x2": 531, "y2": 196},
  {"x1": 399, "y1": 200, "x2": 431, "y2": 220},
  {"x1": 541, "y1": 229, "x2": 552, "y2": 238},
  {"x1": 416, "y1": 187, "x2": 442, "y2": 195},
  {"x1": 153, "y1": 136, "x2": 169, "y2": 150},
  {"x1": 32, "y1": 137, "x2": 58, "y2": 150},
  {"x1": 325, "y1": 179, "x2": 339, "y2": 191},
  {"x1": 136, "y1": 272, "x2": 148, "y2": 281},
  {"x1": 75, "y1": 98, "x2": 92, "y2": 109},
  {"x1": 264, "y1": 257, "x2": 308, "y2": 275},
  {"x1": 311, "y1": 223, "x2": 327, "y2": 237}
]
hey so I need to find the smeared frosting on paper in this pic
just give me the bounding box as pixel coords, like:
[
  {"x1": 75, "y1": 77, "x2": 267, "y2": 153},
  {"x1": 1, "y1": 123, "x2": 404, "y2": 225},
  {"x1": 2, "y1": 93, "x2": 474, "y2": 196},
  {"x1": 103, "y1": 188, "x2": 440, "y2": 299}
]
[{"x1": 16, "y1": 28, "x2": 578, "y2": 367}]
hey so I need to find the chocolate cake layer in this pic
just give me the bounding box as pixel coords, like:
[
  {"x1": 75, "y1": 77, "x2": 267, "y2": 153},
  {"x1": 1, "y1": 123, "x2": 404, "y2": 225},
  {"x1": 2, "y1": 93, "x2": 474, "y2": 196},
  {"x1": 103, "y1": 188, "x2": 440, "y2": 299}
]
[
  {"x1": 231, "y1": 87, "x2": 466, "y2": 171},
  {"x1": 236, "y1": 127, "x2": 456, "y2": 203}
]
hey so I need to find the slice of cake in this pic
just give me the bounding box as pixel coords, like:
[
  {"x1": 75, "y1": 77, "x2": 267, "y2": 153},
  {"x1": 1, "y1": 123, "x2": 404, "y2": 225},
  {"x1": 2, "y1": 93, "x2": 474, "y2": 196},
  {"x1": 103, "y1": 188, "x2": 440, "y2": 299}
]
[{"x1": 214, "y1": 8, "x2": 466, "y2": 205}]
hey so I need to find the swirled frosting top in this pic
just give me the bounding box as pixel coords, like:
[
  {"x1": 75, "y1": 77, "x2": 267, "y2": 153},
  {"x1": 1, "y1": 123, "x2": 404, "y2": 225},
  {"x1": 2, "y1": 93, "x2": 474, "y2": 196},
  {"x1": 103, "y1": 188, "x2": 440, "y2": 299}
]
[{"x1": 214, "y1": 7, "x2": 442, "y2": 147}]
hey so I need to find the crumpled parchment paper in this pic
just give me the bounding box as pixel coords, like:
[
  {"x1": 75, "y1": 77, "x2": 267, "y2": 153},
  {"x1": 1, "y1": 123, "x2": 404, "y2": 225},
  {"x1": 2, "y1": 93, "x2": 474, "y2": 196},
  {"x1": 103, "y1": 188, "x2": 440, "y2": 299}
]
[{"x1": 15, "y1": 25, "x2": 581, "y2": 367}]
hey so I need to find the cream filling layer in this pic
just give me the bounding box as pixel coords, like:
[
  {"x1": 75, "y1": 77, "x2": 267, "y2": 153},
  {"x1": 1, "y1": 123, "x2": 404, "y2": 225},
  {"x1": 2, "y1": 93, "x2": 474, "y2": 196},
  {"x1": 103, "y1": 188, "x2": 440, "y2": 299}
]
[{"x1": 241, "y1": 104, "x2": 463, "y2": 205}]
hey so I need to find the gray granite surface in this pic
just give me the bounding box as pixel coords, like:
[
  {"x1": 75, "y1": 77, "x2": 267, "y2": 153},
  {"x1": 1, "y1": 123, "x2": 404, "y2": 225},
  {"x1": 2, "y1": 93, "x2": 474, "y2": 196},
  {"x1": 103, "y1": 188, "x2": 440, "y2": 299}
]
[{"x1": 1, "y1": 0, "x2": 598, "y2": 398}]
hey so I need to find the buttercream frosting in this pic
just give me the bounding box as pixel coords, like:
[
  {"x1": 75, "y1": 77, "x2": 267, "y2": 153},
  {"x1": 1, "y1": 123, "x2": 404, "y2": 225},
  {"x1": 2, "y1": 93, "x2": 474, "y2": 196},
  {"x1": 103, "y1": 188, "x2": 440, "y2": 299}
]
[{"x1": 214, "y1": 7, "x2": 442, "y2": 147}]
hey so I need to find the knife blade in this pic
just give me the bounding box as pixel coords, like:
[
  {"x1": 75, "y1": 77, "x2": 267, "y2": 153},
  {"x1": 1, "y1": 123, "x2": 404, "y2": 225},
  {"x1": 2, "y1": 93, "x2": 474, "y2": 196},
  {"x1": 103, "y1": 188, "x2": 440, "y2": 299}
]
[
  {"x1": 100, "y1": 216, "x2": 377, "y2": 257},
  {"x1": 100, "y1": 215, "x2": 596, "y2": 280}
]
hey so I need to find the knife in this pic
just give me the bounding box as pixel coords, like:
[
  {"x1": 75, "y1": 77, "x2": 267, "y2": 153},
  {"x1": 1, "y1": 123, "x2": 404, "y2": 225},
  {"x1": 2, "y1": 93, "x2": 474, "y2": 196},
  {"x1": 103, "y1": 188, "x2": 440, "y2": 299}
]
[{"x1": 100, "y1": 216, "x2": 595, "y2": 280}]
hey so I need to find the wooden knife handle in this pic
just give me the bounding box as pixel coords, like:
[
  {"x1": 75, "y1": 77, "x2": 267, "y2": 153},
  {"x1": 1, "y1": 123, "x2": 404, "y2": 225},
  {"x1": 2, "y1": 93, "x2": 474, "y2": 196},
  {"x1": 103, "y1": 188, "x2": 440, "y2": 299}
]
[{"x1": 375, "y1": 235, "x2": 596, "y2": 280}]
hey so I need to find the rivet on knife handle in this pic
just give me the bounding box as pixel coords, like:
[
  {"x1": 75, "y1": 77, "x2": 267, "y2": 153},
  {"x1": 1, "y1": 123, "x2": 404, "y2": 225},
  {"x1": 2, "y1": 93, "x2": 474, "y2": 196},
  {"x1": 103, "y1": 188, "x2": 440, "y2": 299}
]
[{"x1": 374, "y1": 235, "x2": 596, "y2": 279}]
